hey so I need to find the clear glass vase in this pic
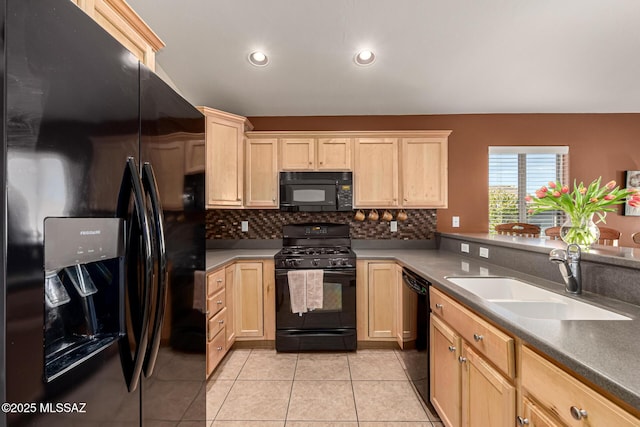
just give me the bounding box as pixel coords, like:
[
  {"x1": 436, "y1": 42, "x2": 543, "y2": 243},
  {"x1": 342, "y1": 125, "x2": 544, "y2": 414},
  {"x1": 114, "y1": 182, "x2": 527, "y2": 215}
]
[{"x1": 560, "y1": 215, "x2": 600, "y2": 248}]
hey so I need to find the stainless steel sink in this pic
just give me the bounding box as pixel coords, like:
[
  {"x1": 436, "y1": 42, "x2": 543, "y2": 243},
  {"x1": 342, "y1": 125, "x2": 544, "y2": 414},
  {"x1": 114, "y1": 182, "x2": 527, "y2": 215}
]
[{"x1": 445, "y1": 277, "x2": 630, "y2": 321}]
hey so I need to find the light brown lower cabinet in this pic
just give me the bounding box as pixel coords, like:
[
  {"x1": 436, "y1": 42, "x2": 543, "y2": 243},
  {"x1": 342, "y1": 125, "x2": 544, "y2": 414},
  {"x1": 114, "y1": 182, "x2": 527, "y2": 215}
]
[
  {"x1": 430, "y1": 314, "x2": 462, "y2": 427},
  {"x1": 205, "y1": 267, "x2": 227, "y2": 378},
  {"x1": 519, "y1": 345, "x2": 640, "y2": 427}
]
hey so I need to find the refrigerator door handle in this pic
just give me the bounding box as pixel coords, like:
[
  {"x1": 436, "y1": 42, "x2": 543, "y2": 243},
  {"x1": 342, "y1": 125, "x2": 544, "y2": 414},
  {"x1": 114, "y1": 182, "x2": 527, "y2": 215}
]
[
  {"x1": 141, "y1": 162, "x2": 168, "y2": 377},
  {"x1": 116, "y1": 157, "x2": 154, "y2": 392}
]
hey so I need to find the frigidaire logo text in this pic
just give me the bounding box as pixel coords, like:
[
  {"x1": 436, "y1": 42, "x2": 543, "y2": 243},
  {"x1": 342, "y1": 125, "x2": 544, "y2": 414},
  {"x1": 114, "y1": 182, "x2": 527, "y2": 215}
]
[{"x1": 80, "y1": 230, "x2": 101, "y2": 236}]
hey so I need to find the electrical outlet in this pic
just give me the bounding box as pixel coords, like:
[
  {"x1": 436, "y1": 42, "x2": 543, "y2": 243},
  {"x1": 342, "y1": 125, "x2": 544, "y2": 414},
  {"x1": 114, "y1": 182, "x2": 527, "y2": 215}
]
[
  {"x1": 461, "y1": 243, "x2": 470, "y2": 253},
  {"x1": 390, "y1": 221, "x2": 398, "y2": 232},
  {"x1": 452, "y1": 216, "x2": 460, "y2": 227},
  {"x1": 461, "y1": 261, "x2": 470, "y2": 272},
  {"x1": 241, "y1": 221, "x2": 248, "y2": 232},
  {"x1": 479, "y1": 247, "x2": 489, "y2": 258}
]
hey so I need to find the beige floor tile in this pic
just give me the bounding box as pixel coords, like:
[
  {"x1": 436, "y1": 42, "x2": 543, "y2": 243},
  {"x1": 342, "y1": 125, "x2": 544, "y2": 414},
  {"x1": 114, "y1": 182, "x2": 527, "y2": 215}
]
[
  {"x1": 211, "y1": 349, "x2": 251, "y2": 380},
  {"x1": 286, "y1": 381, "x2": 356, "y2": 421},
  {"x1": 352, "y1": 381, "x2": 429, "y2": 422},
  {"x1": 215, "y1": 380, "x2": 292, "y2": 421},
  {"x1": 359, "y1": 423, "x2": 433, "y2": 427},
  {"x1": 182, "y1": 382, "x2": 207, "y2": 420},
  {"x1": 237, "y1": 350, "x2": 297, "y2": 380},
  {"x1": 347, "y1": 351, "x2": 407, "y2": 381},
  {"x1": 211, "y1": 421, "x2": 284, "y2": 427},
  {"x1": 286, "y1": 422, "x2": 358, "y2": 427},
  {"x1": 294, "y1": 353, "x2": 350, "y2": 381},
  {"x1": 204, "y1": 379, "x2": 235, "y2": 420}
]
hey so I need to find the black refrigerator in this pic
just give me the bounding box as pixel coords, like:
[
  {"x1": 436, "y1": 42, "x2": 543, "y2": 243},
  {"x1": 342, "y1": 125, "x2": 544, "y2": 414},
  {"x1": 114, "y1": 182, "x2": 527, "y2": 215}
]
[{"x1": 1, "y1": 0, "x2": 206, "y2": 425}]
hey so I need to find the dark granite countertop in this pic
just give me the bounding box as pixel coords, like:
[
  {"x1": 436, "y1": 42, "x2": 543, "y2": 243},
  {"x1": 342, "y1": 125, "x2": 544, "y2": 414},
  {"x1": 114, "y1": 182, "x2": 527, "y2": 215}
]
[{"x1": 207, "y1": 247, "x2": 640, "y2": 411}]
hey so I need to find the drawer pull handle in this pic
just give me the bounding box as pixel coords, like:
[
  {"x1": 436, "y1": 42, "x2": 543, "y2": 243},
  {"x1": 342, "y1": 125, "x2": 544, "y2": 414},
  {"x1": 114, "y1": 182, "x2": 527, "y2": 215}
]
[
  {"x1": 570, "y1": 406, "x2": 588, "y2": 420},
  {"x1": 217, "y1": 346, "x2": 223, "y2": 351},
  {"x1": 516, "y1": 416, "x2": 530, "y2": 426},
  {"x1": 435, "y1": 303, "x2": 443, "y2": 309},
  {"x1": 217, "y1": 278, "x2": 223, "y2": 283},
  {"x1": 448, "y1": 345, "x2": 456, "y2": 352},
  {"x1": 458, "y1": 356, "x2": 467, "y2": 364},
  {"x1": 218, "y1": 320, "x2": 224, "y2": 324},
  {"x1": 217, "y1": 300, "x2": 223, "y2": 305},
  {"x1": 473, "y1": 333, "x2": 484, "y2": 342}
]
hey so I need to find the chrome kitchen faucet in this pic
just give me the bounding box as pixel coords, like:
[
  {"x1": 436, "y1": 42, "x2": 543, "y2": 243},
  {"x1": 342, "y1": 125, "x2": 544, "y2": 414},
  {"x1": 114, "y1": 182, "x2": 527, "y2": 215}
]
[{"x1": 549, "y1": 243, "x2": 582, "y2": 294}]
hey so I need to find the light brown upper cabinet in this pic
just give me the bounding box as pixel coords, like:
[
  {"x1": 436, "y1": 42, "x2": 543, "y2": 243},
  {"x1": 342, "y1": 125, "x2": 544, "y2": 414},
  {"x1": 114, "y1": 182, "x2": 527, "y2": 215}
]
[
  {"x1": 72, "y1": 0, "x2": 165, "y2": 70},
  {"x1": 354, "y1": 131, "x2": 450, "y2": 208},
  {"x1": 198, "y1": 107, "x2": 252, "y2": 209},
  {"x1": 354, "y1": 137, "x2": 399, "y2": 207},
  {"x1": 245, "y1": 137, "x2": 278, "y2": 208},
  {"x1": 279, "y1": 136, "x2": 352, "y2": 171},
  {"x1": 401, "y1": 136, "x2": 449, "y2": 208}
]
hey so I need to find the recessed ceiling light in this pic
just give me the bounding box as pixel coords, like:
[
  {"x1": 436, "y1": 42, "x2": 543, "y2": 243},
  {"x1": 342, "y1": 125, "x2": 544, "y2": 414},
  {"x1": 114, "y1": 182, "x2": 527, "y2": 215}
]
[
  {"x1": 248, "y1": 51, "x2": 269, "y2": 67},
  {"x1": 354, "y1": 50, "x2": 375, "y2": 66}
]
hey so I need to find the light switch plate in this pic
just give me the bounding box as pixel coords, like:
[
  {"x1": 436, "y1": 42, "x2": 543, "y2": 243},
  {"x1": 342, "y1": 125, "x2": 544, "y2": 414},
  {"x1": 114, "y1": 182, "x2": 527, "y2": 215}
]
[
  {"x1": 241, "y1": 221, "x2": 248, "y2": 232},
  {"x1": 479, "y1": 247, "x2": 489, "y2": 258},
  {"x1": 461, "y1": 243, "x2": 470, "y2": 253},
  {"x1": 390, "y1": 221, "x2": 398, "y2": 232},
  {"x1": 452, "y1": 216, "x2": 460, "y2": 227}
]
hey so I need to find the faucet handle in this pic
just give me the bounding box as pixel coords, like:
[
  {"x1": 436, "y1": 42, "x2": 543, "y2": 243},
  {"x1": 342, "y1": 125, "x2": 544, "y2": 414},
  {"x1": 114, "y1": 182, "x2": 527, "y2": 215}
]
[{"x1": 566, "y1": 243, "x2": 581, "y2": 260}]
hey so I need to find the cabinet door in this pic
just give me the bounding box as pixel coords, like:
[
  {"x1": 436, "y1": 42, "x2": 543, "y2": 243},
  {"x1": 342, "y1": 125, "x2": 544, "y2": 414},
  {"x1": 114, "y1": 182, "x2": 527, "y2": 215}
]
[
  {"x1": 245, "y1": 138, "x2": 278, "y2": 208},
  {"x1": 400, "y1": 137, "x2": 448, "y2": 208},
  {"x1": 367, "y1": 263, "x2": 397, "y2": 338},
  {"x1": 225, "y1": 264, "x2": 236, "y2": 347},
  {"x1": 205, "y1": 115, "x2": 244, "y2": 207},
  {"x1": 461, "y1": 344, "x2": 515, "y2": 427},
  {"x1": 430, "y1": 314, "x2": 462, "y2": 427},
  {"x1": 521, "y1": 397, "x2": 562, "y2": 427},
  {"x1": 317, "y1": 138, "x2": 352, "y2": 170},
  {"x1": 396, "y1": 264, "x2": 417, "y2": 348},
  {"x1": 354, "y1": 138, "x2": 399, "y2": 207},
  {"x1": 280, "y1": 138, "x2": 315, "y2": 170},
  {"x1": 235, "y1": 262, "x2": 264, "y2": 338}
]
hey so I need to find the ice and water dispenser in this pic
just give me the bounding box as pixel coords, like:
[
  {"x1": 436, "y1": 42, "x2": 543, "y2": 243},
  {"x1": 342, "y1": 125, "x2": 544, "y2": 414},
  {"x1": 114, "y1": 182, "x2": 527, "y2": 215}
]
[{"x1": 43, "y1": 217, "x2": 125, "y2": 381}]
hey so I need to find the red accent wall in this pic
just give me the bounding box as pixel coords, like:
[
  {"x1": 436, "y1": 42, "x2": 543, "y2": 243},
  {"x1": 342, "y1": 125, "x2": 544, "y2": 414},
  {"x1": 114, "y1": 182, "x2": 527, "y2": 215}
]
[{"x1": 248, "y1": 114, "x2": 640, "y2": 247}]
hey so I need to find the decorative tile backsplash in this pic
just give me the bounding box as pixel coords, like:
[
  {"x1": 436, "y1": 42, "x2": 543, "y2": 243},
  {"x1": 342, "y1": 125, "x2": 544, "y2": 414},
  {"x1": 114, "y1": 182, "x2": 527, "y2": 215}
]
[{"x1": 205, "y1": 209, "x2": 437, "y2": 240}]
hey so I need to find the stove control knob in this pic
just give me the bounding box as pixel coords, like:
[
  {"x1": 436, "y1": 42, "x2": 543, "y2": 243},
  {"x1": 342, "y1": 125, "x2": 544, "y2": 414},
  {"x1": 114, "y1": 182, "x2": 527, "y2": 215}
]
[
  {"x1": 341, "y1": 259, "x2": 348, "y2": 266},
  {"x1": 294, "y1": 259, "x2": 302, "y2": 267},
  {"x1": 312, "y1": 259, "x2": 320, "y2": 266}
]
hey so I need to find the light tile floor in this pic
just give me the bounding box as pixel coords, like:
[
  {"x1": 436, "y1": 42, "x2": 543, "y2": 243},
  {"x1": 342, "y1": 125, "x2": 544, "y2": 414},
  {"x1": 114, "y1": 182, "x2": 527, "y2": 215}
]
[{"x1": 206, "y1": 348, "x2": 443, "y2": 427}]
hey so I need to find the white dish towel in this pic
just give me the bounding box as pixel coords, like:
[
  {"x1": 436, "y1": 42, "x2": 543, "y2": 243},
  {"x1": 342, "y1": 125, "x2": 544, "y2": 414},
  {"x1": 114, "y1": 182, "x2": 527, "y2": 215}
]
[{"x1": 287, "y1": 270, "x2": 324, "y2": 314}]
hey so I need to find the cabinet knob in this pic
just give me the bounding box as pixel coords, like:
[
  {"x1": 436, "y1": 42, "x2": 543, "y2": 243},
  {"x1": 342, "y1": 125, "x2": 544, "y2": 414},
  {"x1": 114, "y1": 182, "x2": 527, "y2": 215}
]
[
  {"x1": 404, "y1": 198, "x2": 408, "y2": 201},
  {"x1": 516, "y1": 416, "x2": 530, "y2": 426},
  {"x1": 218, "y1": 319, "x2": 224, "y2": 324},
  {"x1": 435, "y1": 303, "x2": 443, "y2": 309},
  {"x1": 272, "y1": 198, "x2": 276, "y2": 202},
  {"x1": 570, "y1": 406, "x2": 588, "y2": 420},
  {"x1": 216, "y1": 346, "x2": 223, "y2": 351},
  {"x1": 217, "y1": 300, "x2": 223, "y2": 305},
  {"x1": 458, "y1": 356, "x2": 467, "y2": 364},
  {"x1": 448, "y1": 345, "x2": 456, "y2": 352},
  {"x1": 319, "y1": 161, "x2": 323, "y2": 165},
  {"x1": 473, "y1": 333, "x2": 484, "y2": 342},
  {"x1": 308, "y1": 162, "x2": 312, "y2": 165},
  {"x1": 217, "y1": 278, "x2": 223, "y2": 283}
]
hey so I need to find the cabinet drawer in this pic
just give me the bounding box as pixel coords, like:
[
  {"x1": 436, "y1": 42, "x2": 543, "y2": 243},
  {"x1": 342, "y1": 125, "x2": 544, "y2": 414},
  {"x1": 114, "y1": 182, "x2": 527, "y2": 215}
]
[
  {"x1": 521, "y1": 346, "x2": 640, "y2": 427},
  {"x1": 430, "y1": 287, "x2": 514, "y2": 378},
  {"x1": 208, "y1": 307, "x2": 227, "y2": 341},
  {"x1": 207, "y1": 287, "x2": 226, "y2": 318},
  {"x1": 206, "y1": 328, "x2": 226, "y2": 377},
  {"x1": 207, "y1": 268, "x2": 225, "y2": 296}
]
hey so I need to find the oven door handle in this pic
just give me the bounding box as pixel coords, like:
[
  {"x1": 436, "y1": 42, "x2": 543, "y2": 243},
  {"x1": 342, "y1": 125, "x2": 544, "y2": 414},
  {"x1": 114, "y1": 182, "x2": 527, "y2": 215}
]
[{"x1": 276, "y1": 269, "x2": 355, "y2": 277}]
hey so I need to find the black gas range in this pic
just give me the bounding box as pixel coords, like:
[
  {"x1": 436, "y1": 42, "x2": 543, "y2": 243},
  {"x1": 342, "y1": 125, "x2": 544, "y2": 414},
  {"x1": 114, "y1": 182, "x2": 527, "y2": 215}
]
[{"x1": 275, "y1": 223, "x2": 357, "y2": 352}]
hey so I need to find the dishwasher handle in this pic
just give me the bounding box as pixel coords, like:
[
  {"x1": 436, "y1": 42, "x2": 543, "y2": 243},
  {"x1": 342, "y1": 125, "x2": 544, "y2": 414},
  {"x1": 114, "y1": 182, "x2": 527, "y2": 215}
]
[{"x1": 402, "y1": 268, "x2": 430, "y2": 295}]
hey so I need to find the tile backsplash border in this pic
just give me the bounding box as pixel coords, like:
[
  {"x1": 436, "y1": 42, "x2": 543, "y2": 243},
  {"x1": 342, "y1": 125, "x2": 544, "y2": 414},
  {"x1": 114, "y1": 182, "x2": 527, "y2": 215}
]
[{"x1": 206, "y1": 209, "x2": 437, "y2": 240}]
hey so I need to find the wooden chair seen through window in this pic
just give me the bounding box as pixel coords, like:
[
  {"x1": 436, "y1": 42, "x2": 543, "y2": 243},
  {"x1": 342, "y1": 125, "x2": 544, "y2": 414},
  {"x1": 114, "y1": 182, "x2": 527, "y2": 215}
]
[{"x1": 494, "y1": 223, "x2": 540, "y2": 237}]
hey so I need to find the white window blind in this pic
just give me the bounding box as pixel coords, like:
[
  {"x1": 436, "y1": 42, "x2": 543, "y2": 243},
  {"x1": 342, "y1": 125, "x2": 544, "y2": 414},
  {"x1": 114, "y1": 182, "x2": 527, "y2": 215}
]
[{"x1": 488, "y1": 146, "x2": 569, "y2": 233}]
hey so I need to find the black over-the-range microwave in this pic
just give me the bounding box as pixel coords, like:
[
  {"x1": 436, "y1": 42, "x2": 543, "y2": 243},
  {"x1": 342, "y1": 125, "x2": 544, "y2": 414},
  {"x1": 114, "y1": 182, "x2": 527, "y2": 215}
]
[{"x1": 279, "y1": 171, "x2": 353, "y2": 212}]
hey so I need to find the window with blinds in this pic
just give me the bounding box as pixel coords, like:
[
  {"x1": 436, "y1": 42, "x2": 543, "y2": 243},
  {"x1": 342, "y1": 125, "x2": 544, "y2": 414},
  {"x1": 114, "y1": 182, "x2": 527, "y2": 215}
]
[{"x1": 488, "y1": 146, "x2": 569, "y2": 233}]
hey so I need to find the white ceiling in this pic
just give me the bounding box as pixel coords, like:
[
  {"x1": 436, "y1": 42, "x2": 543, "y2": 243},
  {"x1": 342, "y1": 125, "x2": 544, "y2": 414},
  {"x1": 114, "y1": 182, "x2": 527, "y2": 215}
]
[{"x1": 127, "y1": 0, "x2": 640, "y2": 117}]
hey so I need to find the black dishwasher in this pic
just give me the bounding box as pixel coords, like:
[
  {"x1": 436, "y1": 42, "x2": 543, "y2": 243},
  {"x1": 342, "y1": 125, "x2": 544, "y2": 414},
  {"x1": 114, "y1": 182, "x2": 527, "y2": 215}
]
[{"x1": 399, "y1": 267, "x2": 434, "y2": 411}]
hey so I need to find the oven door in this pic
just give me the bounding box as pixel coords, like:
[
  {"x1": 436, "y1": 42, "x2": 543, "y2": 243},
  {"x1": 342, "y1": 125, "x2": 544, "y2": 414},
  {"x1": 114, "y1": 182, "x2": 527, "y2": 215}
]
[{"x1": 275, "y1": 269, "x2": 356, "y2": 329}]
